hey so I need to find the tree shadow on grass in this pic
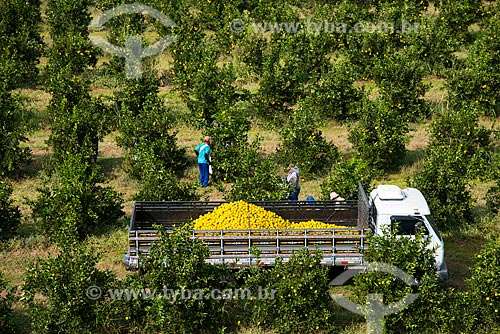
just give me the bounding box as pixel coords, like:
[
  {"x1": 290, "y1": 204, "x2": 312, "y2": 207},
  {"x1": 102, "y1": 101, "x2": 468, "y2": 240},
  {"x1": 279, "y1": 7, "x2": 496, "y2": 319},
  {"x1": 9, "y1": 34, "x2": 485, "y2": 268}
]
[
  {"x1": 97, "y1": 156, "x2": 124, "y2": 179},
  {"x1": 12, "y1": 152, "x2": 127, "y2": 181},
  {"x1": 403, "y1": 148, "x2": 426, "y2": 168},
  {"x1": 443, "y1": 231, "x2": 483, "y2": 289},
  {"x1": 17, "y1": 220, "x2": 39, "y2": 238},
  {"x1": 92, "y1": 215, "x2": 130, "y2": 237},
  {"x1": 12, "y1": 152, "x2": 51, "y2": 180},
  {"x1": 12, "y1": 302, "x2": 31, "y2": 334},
  {"x1": 440, "y1": 210, "x2": 500, "y2": 289},
  {"x1": 328, "y1": 286, "x2": 365, "y2": 331}
]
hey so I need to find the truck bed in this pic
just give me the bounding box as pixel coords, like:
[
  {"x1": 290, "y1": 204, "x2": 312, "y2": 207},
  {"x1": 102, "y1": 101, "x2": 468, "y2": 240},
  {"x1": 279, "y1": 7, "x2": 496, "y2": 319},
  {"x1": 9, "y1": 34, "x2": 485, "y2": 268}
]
[
  {"x1": 130, "y1": 200, "x2": 360, "y2": 230},
  {"x1": 126, "y1": 195, "x2": 371, "y2": 269},
  {"x1": 128, "y1": 227, "x2": 367, "y2": 267}
]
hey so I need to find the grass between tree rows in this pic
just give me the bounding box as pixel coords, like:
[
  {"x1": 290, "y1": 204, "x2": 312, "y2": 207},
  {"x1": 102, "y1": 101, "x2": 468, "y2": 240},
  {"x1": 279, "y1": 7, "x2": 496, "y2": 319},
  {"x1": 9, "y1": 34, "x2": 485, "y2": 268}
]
[{"x1": 3, "y1": 76, "x2": 500, "y2": 333}]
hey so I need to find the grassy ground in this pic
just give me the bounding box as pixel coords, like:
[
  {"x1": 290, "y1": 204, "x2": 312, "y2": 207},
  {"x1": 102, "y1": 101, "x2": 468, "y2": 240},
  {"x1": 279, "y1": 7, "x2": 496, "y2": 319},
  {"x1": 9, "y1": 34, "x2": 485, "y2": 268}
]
[
  {"x1": 5, "y1": 3, "x2": 500, "y2": 332},
  {"x1": 3, "y1": 71, "x2": 500, "y2": 333}
]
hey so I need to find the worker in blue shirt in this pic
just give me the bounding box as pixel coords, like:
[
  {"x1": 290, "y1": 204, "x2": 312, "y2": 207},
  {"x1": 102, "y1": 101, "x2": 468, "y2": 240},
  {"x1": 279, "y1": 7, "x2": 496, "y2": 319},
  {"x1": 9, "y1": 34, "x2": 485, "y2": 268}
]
[{"x1": 195, "y1": 136, "x2": 212, "y2": 187}]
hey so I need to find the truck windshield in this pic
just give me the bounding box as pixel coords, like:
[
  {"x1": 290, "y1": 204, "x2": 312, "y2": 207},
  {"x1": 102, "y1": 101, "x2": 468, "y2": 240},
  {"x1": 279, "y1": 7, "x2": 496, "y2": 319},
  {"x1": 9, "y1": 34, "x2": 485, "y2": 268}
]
[
  {"x1": 390, "y1": 216, "x2": 429, "y2": 236},
  {"x1": 425, "y1": 215, "x2": 443, "y2": 241}
]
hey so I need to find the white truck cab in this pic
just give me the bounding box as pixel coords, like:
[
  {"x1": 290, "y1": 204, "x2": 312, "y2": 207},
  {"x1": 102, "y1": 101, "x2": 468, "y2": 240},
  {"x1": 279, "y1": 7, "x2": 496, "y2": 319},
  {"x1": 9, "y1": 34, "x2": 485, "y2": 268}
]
[{"x1": 369, "y1": 184, "x2": 448, "y2": 281}]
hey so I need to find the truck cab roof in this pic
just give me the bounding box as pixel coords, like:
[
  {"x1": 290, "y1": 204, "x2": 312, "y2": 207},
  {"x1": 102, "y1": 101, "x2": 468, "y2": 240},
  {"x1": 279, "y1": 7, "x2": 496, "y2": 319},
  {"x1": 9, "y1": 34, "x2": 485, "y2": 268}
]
[{"x1": 370, "y1": 185, "x2": 431, "y2": 216}]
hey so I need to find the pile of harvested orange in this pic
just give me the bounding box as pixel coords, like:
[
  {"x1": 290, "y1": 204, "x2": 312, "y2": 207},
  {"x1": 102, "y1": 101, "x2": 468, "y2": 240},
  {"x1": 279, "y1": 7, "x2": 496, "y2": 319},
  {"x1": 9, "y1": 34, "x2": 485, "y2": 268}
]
[
  {"x1": 192, "y1": 201, "x2": 288, "y2": 230},
  {"x1": 191, "y1": 201, "x2": 347, "y2": 230},
  {"x1": 291, "y1": 220, "x2": 346, "y2": 229}
]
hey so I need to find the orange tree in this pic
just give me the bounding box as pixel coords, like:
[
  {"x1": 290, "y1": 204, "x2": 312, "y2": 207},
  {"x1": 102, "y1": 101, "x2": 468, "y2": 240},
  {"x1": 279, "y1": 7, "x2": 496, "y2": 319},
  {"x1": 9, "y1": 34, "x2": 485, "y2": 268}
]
[
  {"x1": 150, "y1": 0, "x2": 247, "y2": 129},
  {"x1": 0, "y1": 180, "x2": 21, "y2": 239},
  {"x1": 348, "y1": 47, "x2": 430, "y2": 172},
  {"x1": 45, "y1": 0, "x2": 106, "y2": 162},
  {"x1": 240, "y1": 248, "x2": 333, "y2": 334},
  {"x1": 371, "y1": 48, "x2": 430, "y2": 121},
  {"x1": 220, "y1": 157, "x2": 291, "y2": 201},
  {"x1": 182, "y1": 50, "x2": 239, "y2": 129},
  {"x1": 220, "y1": 1, "x2": 338, "y2": 125},
  {"x1": 0, "y1": 271, "x2": 15, "y2": 334},
  {"x1": 277, "y1": 101, "x2": 341, "y2": 175},
  {"x1": 302, "y1": 58, "x2": 365, "y2": 120},
  {"x1": 0, "y1": 0, "x2": 40, "y2": 175},
  {"x1": 24, "y1": 242, "x2": 119, "y2": 334},
  {"x1": 238, "y1": 33, "x2": 267, "y2": 78},
  {"x1": 486, "y1": 178, "x2": 500, "y2": 214},
  {"x1": 446, "y1": 3, "x2": 500, "y2": 117},
  {"x1": 140, "y1": 225, "x2": 237, "y2": 333},
  {"x1": 350, "y1": 226, "x2": 455, "y2": 334},
  {"x1": 434, "y1": 0, "x2": 482, "y2": 45},
  {"x1": 320, "y1": 157, "x2": 374, "y2": 200},
  {"x1": 133, "y1": 161, "x2": 199, "y2": 201},
  {"x1": 189, "y1": 0, "x2": 242, "y2": 50},
  {"x1": 91, "y1": 2, "x2": 191, "y2": 189},
  {"x1": 348, "y1": 99, "x2": 409, "y2": 173},
  {"x1": 169, "y1": 22, "x2": 244, "y2": 129},
  {"x1": 315, "y1": 0, "x2": 372, "y2": 62},
  {"x1": 412, "y1": 106, "x2": 493, "y2": 229},
  {"x1": 31, "y1": 154, "x2": 124, "y2": 245},
  {"x1": 464, "y1": 236, "x2": 500, "y2": 331},
  {"x1": 93, "y1": 0, "x2": 165, "y2": 75},
  {"x1": 205, "y1": 106, "x2": 261, "y2": 183},
  {"x1": 336, "y1": 0, "x2": 427, "y2": 78},
  {"x1": 114, "y1": 74, "x2": 188, "y2": 179},
  {"x1": 0, "y1": 0, "x2": 43, "y2": 87},
  {"x1": 410, "y1": 15, "x2": 458, "y2": 75},
  {"x1": 0, "y1": 83, "x2": 32, "y2": 176},
  {"x1": 251, "y1": 29, "x2": 332, "y2": 125}
]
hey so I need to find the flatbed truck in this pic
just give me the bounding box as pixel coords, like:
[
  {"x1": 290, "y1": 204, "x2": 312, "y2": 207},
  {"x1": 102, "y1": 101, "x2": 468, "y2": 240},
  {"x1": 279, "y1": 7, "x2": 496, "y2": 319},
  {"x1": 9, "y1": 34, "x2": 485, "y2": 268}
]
[{"x1": 124, "y1": 183, "x2": 448, "y2": 281}]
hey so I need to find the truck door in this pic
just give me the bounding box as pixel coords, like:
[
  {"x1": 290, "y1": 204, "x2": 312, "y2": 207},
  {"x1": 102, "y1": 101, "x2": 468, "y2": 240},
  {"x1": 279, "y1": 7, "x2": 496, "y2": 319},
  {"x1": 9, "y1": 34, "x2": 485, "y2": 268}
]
[{"x1": 390, "y1": 215, "x2": 447, "y2": 281}]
